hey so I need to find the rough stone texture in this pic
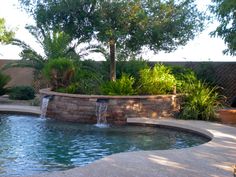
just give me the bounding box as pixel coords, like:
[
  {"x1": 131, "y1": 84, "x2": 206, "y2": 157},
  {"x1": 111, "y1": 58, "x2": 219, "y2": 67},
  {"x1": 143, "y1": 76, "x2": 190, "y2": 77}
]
[{"x1": 40, "y1": 89, "x2": 180, "y2": 124}]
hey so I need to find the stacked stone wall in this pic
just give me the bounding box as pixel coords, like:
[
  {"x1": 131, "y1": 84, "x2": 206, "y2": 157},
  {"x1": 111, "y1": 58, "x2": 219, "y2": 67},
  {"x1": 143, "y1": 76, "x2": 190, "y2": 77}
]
[{"x1": 40, "y1": 89, "x2": 180, "y2": 124}]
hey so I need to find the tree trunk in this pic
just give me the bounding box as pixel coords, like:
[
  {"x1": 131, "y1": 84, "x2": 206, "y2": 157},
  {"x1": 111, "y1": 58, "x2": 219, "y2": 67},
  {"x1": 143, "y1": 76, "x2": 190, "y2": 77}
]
[{"x1": 109, "y1": 39, "x2": 116, "y2": 81}]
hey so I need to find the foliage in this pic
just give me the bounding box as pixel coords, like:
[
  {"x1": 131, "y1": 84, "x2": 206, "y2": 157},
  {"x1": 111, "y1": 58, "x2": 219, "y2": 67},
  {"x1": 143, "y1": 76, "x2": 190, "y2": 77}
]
[
  {"x1": 19, "y1": 0, "x2": 205, "y2": 80},
  {"x1": 9, "y1": 86, "x2": 35, "y2": 100},
  {"x1": 179, "y1": 81, "x2": 222, "y2": 121},
  {"x1": 56, "y1": 83, "x2": 80, "y2": 94},
  {"x1": 7, "y1": 27, "x2": 77, "y2": 72},
  {"x1": 43, "y1": 58, "x2": 75, "y2": 90},
  {"x1": 80, "y1": 59, "x2": 107, "y2": 79},
  {"x1": 96, "y1": 0, "x2": 205, "y2": 80},
  {"x1": 0, "y1": 18, "x2": 14, "y2": 44},
  {"x1": 116, "y1": 58, "x2": 148, "y2": 80},
  {"x1": 0, "y1": 71, "x2": 11, "y2": 95},
  {"x1": 74, "y1": 69, "x2": 104, "y2": 95},
  {"x1": 139, "y1": 64, "x2": 176, "y2": 95},
  {"x1": 101, "y1": 74, "x2": 136, "y2": 95},
  {"x1": 169, "y1": 65, "x2": 198, "y2": 93},
  {"x1": 210, "y1": 0, "x2": 236, "y2": 55},
  {"x1": 3, "y1": 27, "x2": 79, "y2": 93},
  {"x1": 195, "y1": 62, "x2": 216, "y2": 85},
  {"x1": 95, "y1": 0, "x2": 205, "y2": 52},
  {"x1": 19, "y1": 0, "x2": 96, "y2": 44}
]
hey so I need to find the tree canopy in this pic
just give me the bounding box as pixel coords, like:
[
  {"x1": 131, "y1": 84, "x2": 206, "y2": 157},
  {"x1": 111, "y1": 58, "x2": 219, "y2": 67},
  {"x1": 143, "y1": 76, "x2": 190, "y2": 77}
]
[
  {"x1": 210, "y1": 0, "x2": 236, "y2": 56},
  {"x1": 0, "y1": 18, "x2": 14, "y2": 44},
  {"x1": 19, "y1": 0, "x2": 205, "y2": 80}
]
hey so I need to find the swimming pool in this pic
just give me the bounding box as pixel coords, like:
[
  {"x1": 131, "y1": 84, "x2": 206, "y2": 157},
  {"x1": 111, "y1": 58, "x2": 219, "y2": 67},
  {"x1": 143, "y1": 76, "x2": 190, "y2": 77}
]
[{"x1": 0, "y1": 114, "x2": 209, "y2": 176}]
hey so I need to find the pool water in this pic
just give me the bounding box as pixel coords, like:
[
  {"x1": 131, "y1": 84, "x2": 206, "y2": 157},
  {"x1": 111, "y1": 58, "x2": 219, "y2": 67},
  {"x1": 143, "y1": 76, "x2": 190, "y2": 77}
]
[{"x1": 0, "y1": 114, "x2": 209, "y2": 176}]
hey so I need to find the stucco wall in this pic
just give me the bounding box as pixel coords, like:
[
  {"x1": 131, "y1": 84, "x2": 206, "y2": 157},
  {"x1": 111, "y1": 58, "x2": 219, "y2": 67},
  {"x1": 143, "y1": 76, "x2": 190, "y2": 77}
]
[{"x1": 0, "y1": 59, "x2": 34, "y2": 87}]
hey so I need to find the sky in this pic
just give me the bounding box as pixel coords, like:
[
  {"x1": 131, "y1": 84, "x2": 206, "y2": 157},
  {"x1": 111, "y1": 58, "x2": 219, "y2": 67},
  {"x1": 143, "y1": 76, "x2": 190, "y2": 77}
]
[{"x1": 0, "y1": 0, "x2": 235, "y2": 62}]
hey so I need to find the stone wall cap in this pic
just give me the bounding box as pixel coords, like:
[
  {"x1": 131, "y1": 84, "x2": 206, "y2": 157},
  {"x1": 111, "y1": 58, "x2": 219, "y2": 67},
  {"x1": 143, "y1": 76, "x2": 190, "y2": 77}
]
[{"x1": 40, "y1": 88, "x2": 181, "y2": 99}]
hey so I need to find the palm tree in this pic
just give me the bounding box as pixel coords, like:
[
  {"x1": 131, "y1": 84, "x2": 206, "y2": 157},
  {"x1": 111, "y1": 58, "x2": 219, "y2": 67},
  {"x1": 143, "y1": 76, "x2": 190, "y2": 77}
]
[{"x1": 4, "y1": 25, "x2": 79, "y2": 90}]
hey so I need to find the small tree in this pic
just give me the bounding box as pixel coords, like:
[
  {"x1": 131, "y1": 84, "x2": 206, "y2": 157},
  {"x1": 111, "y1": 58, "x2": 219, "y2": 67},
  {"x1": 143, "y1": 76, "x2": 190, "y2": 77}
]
[
  {"x1": 210, "y1": 0, "x2": 236, "y2": 55},
  {"x1": 19, "y1": 0, "x2": 205, "y2": 81}
]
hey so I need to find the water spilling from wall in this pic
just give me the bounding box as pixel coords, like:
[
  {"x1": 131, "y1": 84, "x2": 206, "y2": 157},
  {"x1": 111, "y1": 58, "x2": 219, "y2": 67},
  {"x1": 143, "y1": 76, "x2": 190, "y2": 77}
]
[
  {"x1": 95, "y1": 100, "x2": 109, "y2": 128},
  {"x1": 40, "y1": 97, "x2": 50, "y2": 118}
]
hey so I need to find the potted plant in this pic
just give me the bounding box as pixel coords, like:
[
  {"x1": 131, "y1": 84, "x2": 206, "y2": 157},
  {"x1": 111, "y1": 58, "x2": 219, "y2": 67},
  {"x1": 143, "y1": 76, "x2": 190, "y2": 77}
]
[{"x1": 218, "y1": 97, "x2": 236, "y2": 124}]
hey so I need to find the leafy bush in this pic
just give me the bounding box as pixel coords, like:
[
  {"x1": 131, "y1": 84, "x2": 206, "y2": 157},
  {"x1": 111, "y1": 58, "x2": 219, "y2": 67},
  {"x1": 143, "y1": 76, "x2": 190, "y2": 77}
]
[
  {"x1": 139, "y1": 64, "x2": 176, "y2": 95},
  {"x1": 56, "y1": 83, "x2": 80, "y2": 94},
  {"x1": 170, "y1": 66, "x2": 197, "y2": 93},
  {"x1": 0, "y1": 71, "x2": 10, "y2": 95},
  {"x1": 101, "y1": 74, "x2": 136, "y2": 95},
  {"x1": 74, "y1": 63, "x2": 104, "y2": 94},
  {"x1": 43, "y1": 58, "x2": 75, "y2": 90},
  {"x1": 116, "y1": 58, "x2": 148, "y2": 79},
  {"x1": 9, "y1": 86, "x2": 35, "y2": 100},
  {"x1": 195, "y1": 62, "x2": 216, "y2": 85},
  {"x1": 179, "y1": 81, "x2": 222, "y2": 121}
]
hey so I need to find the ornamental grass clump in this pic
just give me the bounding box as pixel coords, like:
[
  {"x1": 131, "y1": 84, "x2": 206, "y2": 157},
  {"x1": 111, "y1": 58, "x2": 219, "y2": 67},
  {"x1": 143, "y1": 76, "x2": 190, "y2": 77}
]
[
  {"x1": 180, "y1": 81, "x2": 222, "y2": 121},
  {"x1": 139, "y1": 64, "x2": 176, "y2": 95}
]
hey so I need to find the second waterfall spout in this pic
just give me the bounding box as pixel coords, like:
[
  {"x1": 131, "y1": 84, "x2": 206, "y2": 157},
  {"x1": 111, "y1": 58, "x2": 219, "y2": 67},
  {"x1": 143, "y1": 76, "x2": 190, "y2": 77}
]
[
  {"x1": 95, "y1": 99, "x2": 109, "y2": 128},
  {"x1": 40, "y1": 95, "x2": 54, "y2": 118}
]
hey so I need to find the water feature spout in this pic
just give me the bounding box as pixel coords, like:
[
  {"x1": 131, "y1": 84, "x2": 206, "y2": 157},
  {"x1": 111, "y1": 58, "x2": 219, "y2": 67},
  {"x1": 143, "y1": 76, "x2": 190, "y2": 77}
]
[
  {"x1": 40, "y1": 95, "x2": 54, "y2": 118},
  {"x1": 95, "y1": 98, "x2": 109, "y2": 128},
  {"x1": 44, "y1": 95, "x2": 54, "y2": 100}
]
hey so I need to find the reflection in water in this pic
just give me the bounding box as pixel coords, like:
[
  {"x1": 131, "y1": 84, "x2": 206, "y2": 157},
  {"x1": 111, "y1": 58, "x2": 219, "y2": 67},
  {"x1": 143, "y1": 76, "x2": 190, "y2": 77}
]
[{"x1": 0, "y1": 114, "x2": 209, "y2": 176}]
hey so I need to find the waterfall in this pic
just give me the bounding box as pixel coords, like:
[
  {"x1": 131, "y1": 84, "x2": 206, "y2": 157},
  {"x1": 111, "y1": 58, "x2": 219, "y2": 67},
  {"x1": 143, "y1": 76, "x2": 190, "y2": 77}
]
[
  {"x1": 40, "y1": 97, "x2": 50, "y2": 118},
  {"x1": 95, "y1": 100, "x2": 109, "y2": 128}
]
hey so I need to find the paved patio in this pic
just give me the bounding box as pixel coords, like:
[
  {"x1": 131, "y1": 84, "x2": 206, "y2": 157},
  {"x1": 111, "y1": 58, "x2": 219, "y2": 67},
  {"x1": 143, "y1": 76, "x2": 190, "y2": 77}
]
[
  {"x1": 0, "y1": 104, "x2": 40, "y2": 115},
  {"x1": 0, "y1": 105, "x2": 235, "y2": 177}
]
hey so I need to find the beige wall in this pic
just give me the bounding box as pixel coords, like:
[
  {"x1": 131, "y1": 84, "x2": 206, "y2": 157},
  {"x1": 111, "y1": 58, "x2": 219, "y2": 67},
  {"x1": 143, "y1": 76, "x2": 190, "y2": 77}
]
[{"x1": 0, "y1": 59, "x2": 34, "y2": 87}]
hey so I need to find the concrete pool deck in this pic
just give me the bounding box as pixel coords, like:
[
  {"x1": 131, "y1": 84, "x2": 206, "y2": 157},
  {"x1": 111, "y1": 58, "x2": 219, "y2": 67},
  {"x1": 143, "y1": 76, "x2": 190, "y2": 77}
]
[
  {"x1": 0, "y1": 105, "x2": 235, "y2": 177},
  {"x1": 0, "y1": 104, "x2": 41, "y2": 115}
]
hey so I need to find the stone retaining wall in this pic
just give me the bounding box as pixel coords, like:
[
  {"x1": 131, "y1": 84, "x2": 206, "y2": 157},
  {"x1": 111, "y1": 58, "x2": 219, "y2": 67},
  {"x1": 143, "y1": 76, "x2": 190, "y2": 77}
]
[{"x1": 40, "y1": 89, "x2": 181, "y2": 125}]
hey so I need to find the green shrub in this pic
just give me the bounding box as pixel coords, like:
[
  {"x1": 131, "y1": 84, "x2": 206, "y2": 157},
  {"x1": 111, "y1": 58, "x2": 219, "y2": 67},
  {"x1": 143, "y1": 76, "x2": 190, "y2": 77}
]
[
  {"x1": 74, "y1": 65, "x2": 104, "y2": 94},
  {"x1": 139, "y1": 64, "x2": 176, "y2": 95},
  {"x1": 116, "y1": 58, "x2": 148, "y2": 79},
  {"x1": 179, "y1": 81, "x2": 222, "y2": 121},
  {"x1": 56, "y1": 83, "x2": 80, "y2": 94},
  {"x1": 43, "y1": 58, "x2": 75, "y2": 90},
  {"x1": 101, "y1": 74, "x2": 136, "y2": 95},
  {"x1": 9, "y1": 86, "x2": 35, "y2": 100},
  {"x1": 195, "y1": 62, "x2": 216, "y2": 85},
  {"x1": 170, "y1": 66, "x2": 197, "y2": 93},
  {"x1": 0, "y1": 71, "x2": 10, "y2": 95}
]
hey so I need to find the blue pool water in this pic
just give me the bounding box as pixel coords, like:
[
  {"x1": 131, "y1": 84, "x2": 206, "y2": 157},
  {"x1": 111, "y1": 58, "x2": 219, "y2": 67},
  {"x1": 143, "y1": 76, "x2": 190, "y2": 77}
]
[{"x1": 0, "y1": 114, "x2": 209, "y2": 176}]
